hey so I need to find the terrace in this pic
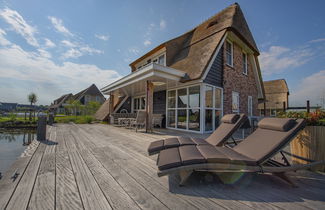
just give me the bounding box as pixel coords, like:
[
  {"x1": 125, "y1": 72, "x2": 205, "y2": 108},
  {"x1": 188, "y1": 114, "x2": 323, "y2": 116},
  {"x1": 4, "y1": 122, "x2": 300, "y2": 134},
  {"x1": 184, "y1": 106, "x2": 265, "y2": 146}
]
[{"x1": 0, "y1": 123, "x2": 324, "y2": 209}]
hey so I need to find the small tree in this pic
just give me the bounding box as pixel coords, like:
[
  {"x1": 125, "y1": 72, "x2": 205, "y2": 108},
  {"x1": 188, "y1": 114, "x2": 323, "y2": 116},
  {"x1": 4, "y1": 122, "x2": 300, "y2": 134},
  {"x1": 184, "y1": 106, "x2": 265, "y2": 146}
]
[
  {"x1": 28, "y1": 93, "x2": 37, "y2": 121},
  {"x1": 85, "y1": 101, "x2": 101, "y2": 115}
]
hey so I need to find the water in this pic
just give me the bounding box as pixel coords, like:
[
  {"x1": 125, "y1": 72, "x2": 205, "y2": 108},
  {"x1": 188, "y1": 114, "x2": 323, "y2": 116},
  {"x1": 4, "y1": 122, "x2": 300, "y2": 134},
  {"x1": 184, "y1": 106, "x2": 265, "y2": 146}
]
[{"x1": 0, "y1": 130, "x2": 36, "y2": 174}]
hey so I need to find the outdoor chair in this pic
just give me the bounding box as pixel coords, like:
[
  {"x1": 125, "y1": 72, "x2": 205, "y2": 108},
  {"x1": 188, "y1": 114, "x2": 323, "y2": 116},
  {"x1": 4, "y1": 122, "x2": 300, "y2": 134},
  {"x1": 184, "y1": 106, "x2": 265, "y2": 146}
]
[
  {"x1": 130, "y1": 110, "x2": 147, "y2": 132},
  {"x1": 148, "y1": 114, "x2": 249, "y2": 155},
  {"x1": 155, "y1": 117, "x2": 324, "y2": 186}
]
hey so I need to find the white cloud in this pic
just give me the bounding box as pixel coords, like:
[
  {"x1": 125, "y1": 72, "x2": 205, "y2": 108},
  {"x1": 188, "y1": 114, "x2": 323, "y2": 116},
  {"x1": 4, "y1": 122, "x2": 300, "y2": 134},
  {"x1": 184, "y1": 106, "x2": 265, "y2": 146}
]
[
  {"x1": 61, "y1": 48, "x2": 82, "y2": 59},
  {"x1": 79, "y1": 46, "x2": 103, "y2": 54},
  {"x1": 259, "y1": 46, "x2": 312, "y2": 75},
  {"x1": 159, "y1": 19, "x2": 166, "y2": 30},
  {"x1": 290, "y1": 70, "x2": 325, "y2": 107},
  {"x1": 44, "y1": 38, "x2": 55, "y2": 48},
  {"x1": 95, "y1": 34, "x2": 109, "y2": 41},
  {"x1": 128, "y1": 47, "x2": 140, "y2": 55},
  {"x1": 143, "y1": 40, "x2": 151, "y2": 46},
  {"x1": 37, "y1": 49, "x2": 51, "y2": 58},
  {"x1": 308, "y1": 38, "x2": 325, "y2": 43},
  {"x1": 0, "y1": 28, "x2": 11, "y2": 46},
  {"x1": 0, "y1": 44, "x2": 120, "y2": 104},
  {"x1": 48, "y1": 16, "x2": 73, "y2": 36},
  {"x1": 0, "y1": 8, "x2": 39, "y2": 47},
  {"x1": 61, "y1": 40, "x2": 76, "y2": 47}
]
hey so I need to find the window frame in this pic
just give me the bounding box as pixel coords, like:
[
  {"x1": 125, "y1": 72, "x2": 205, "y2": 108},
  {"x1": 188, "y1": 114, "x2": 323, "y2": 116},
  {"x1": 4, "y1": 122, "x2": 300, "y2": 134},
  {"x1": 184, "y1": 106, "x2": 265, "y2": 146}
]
[
  {"x1": 132, "y1": 95, "x2": 146, "y2": 113},
  {"x1": 232, "y1": 91, "x2": 240, "y2": 113},
  {"x1": 204, "y1": 85, "x2": 223, "y2": 132},
  {"x1": 248, "y1": 96, "x2": 253, "y2": 116},
  {"x1": 242, "y1": 52, "x2": 248, "y2": 75},
  {"x1": 226, "y1": 40, "x2": 233, "y2": 67}
]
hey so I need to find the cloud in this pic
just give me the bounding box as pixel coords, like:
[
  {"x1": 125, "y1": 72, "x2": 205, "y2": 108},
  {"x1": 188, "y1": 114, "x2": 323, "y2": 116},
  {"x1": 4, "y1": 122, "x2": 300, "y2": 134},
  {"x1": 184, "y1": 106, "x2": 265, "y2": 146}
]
[
  {"x1": 308, "y1": 38, "x2": 325, "y2": 43},
  {"x1": 48, "y1": 16, "x2": 73, "y2": 36},
  {"x1": 61, "y1": 48, "x2": 82, "y2": 59},
  {"x1": 290, "y1": 70, "x2": 325, "y2": 107},
  {"x1": 61, "y1": 40, "x2": 76, "y2": 47},
  {"x1": 0, "y1": 28, "x2": 11, "y2": 46},
  {"x1": 79, "y1": 46, "x2": 103, "y2": 54},
  {"x1": 128, "y1": 47, "x2": 140, "y2": 55},
  {"x1": 95, "y1": 34, "x2": 109, "y2": 41},
  {"x1": 159, "y1": 19, "x2": 166, "y2": 30},
  {"x1": 0, "y1": 44, "x2": 120, "y2": 104},
  {"x1": 259, "y1": 46, "x2": 312, "y2": 75},
  {"x1": 44, "y1": 38, "x2": 55, "y2": 48},
  {"x1": 143, "y1": 40, "x2": 151, "y2": 46},
  {"x1": 0, "y1": 8, "x2": 39, "y2": 47}
]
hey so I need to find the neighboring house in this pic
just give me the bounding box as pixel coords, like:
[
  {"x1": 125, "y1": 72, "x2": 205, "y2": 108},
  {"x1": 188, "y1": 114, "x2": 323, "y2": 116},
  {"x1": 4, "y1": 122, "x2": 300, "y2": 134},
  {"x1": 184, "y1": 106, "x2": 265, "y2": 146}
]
[
  {"x1": 0, "y1": 102, "x2": 18, "y2": 112},
  {"x1": 49, "y1": 84, "x2": 105, "y2": 114},
  {"x1": 100, "y1": 3, "x2": 265, "y2": 133},
  {"x1": 258, "y1": 79, "x2": 289, "y2": 117}
]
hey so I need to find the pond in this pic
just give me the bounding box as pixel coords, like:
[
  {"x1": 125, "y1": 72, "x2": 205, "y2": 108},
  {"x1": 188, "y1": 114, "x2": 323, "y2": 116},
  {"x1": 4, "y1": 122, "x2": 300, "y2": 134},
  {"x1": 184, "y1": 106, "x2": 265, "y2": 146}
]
[{"x1": 0, "y1": 130, "x2": 36, "y2": 174}]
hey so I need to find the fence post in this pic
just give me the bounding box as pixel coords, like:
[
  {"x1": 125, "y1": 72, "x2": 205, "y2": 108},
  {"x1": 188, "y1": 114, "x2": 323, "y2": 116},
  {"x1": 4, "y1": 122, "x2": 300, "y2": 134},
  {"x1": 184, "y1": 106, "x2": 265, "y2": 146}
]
[
  {"x1": 307, "y1": 100, "x2": 310, "y2": 113},
  {"x1": 48, "y1": 112, "x2": 54, "y2": 125},
  {"x1": 37, "y1": 113, "x2": 47, "y2": 141},
  {"x1": 283, "y1": 101, "x2": 286, "y2": 112}
]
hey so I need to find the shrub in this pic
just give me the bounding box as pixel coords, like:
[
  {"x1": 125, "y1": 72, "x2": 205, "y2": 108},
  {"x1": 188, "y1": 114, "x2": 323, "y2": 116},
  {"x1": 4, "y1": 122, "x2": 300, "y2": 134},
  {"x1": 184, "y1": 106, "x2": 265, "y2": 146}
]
[
  {"x1": 9, "y1": 113, "x2": 17, "y2": 121},
  {"x1": 278, "y1": 110, "x2": 325, "y2": 126}
]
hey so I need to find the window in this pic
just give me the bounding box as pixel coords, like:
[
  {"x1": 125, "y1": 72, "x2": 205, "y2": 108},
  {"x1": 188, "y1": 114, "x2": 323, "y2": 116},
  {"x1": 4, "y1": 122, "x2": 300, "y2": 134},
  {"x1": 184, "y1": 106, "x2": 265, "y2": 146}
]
[
  {"x1": 167, "y1": 85, "x2": 200, "y2": 131},
  {"x1": 96, "y1": 96, "x2": 100, "y2": 102},
  {"x1": 158, "y1": 54, "x2": 165, "y2": 65},
  {"x1": 248, "y1": 96, "x2": 253, "y2": 116},
  {"x1": 270, "y1": 109, "x2": 277, "y2": 117},
  {"x1": 226, "y1": 41, "x2": 233, "y2": 66},
  {"x1": 133, "y1": 96, "x2": 146, "y2": 112},
  {"x1": 243, "y1": 52, "x2": 248, "y2": 75},
  {"x1": 232, "y1": 91, "x2": 239, "y2": 113},
  {"x1": 205, "y1": 85, "x2": 223, "y2": 131},
  {"x1": 260, "y1": 109, "x2": 265, "y2": 116}
]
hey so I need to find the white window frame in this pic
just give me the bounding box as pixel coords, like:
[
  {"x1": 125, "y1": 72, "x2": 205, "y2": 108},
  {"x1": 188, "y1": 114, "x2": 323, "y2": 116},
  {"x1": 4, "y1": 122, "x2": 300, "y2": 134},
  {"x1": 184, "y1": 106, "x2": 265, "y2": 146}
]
[
  {"x1": 132, "y1": 95, "x2": 146, "y2": 113},
  {"x1": 243, "y1": 52, "x2": 248, "y2": 75},
  {"x1": 203, "y1": 85, "x2": 223, "y2": 132},
  {"x1": 166, "y1": 84, "x2": 201, "y2": 132},
  {"x1": 270, "y1": 109, "x2": 277, "y2": 117},
  {"x1": 226, "y1": 40, "x2": 233, "y2": 67},
  {"x1": 232, "y1": 91, "x2": 240, "y2": 113},
  {"x1": 248, "y1": 96, "x2": 253, "y2": 116}
]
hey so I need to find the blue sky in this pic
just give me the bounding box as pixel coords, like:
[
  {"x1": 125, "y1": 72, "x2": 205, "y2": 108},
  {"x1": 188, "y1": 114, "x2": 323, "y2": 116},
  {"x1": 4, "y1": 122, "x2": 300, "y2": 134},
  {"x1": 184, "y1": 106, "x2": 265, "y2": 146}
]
[{"x1": 0, "y1": 0, "x2": 325, "y2": 107}]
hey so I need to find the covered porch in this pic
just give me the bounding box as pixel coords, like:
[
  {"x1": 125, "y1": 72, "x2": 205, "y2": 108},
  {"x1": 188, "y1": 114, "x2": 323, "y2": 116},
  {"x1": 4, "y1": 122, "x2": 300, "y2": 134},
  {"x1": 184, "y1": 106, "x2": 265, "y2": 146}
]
[{"x1": 101, "y1": 63, "x2": 224, "y2": 133}]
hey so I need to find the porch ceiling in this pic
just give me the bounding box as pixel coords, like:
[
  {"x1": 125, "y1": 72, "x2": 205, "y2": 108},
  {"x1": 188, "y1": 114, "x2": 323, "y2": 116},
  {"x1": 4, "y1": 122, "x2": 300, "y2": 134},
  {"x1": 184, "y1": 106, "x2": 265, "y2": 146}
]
[{"x1": 101, "y1": 63, "x2": 186, "y2": 96}]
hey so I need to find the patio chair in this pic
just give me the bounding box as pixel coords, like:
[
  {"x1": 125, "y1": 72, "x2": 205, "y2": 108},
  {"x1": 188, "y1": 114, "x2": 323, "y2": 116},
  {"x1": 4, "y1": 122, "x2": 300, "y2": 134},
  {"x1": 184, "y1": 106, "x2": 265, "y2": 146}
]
[
  {"x1": 155, "y1": 117, "x2": 324, "y2": 186},
  {"x1": 130, "y1": 110, "x2": 147, "y2": 132},
  {"x1": 148, "y1": 114, "x2": 248, "y2": 155}
]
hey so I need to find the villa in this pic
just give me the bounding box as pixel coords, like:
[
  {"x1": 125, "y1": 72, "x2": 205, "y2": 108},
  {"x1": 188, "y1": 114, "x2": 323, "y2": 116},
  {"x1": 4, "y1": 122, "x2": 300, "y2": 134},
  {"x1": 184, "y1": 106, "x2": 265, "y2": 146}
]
[{"x1": 100, "y1": 3, "x2": 265, "y2": 133}]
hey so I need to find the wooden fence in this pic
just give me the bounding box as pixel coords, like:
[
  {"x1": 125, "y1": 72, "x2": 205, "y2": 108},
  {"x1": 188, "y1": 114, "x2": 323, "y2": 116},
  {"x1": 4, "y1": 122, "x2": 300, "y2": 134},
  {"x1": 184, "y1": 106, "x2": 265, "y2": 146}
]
[{"x1": 290, "y1": 126, "x2": 325, "y2": 171}]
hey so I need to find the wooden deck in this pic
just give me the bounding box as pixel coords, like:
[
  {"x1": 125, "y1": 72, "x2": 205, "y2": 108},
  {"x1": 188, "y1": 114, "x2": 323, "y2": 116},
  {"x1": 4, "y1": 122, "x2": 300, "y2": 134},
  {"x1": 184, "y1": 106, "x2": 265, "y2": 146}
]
[{"x1": 1, "y1": 123, "x2": 325, "y2": 210}]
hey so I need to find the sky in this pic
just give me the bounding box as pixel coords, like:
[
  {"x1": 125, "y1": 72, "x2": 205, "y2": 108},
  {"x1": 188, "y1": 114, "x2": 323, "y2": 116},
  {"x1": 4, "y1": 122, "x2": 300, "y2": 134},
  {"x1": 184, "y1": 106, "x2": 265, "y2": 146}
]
[{"x1": 0, "y1": 0, "x2": 325, "y2": 107}]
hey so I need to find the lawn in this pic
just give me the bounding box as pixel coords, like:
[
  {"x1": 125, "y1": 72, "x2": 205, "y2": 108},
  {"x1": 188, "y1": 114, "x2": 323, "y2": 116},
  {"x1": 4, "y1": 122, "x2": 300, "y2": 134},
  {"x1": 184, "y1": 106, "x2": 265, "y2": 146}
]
[{"x1": 54, "y1": 115, "x2": 94, "y2": 124}]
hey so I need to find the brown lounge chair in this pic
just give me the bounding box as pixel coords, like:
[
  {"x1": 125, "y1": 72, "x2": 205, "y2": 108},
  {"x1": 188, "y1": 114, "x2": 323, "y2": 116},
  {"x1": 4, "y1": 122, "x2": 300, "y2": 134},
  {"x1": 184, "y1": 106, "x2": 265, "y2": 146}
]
[
  {"x1": 148, "y1": 114, "x2": 248, "y2": 155},
  {"x1": 156, "y1": 118, "x2": 324, "y2": 186}
]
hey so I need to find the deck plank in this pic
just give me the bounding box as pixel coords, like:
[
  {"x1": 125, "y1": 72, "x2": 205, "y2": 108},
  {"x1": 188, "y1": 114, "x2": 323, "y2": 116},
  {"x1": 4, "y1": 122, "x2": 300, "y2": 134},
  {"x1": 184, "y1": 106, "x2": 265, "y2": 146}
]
[
  {"x1": 28, "y1": 126, "x2": 57, "y2": 210},
  {"x1": 65, "y1": 133, "x2": 112, "y2": 210}
]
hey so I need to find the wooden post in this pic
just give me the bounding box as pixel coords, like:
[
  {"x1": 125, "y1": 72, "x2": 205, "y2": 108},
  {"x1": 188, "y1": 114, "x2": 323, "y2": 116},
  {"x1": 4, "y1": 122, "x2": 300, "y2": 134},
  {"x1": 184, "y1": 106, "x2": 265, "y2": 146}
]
[
  {"x1": 307, "y1": 100, "x2": 310, "y2": 113},
  {"x1": 145, "y1": 80, "x2": 154, "y2": 133},
  {"x1": 263, "y1": 102, "x2": 266, "y2": 116},
  {"x1": 283, "y1": 101, "x2": 286, "y2": 112},
  {"x1": 109, "y1": 93, "x2": 114, "y2": 123}
]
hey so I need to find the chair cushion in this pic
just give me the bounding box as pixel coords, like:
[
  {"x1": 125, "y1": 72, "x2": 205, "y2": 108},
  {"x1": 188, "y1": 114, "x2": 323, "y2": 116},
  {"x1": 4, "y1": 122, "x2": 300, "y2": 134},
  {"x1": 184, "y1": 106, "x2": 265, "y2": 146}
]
[
  {"x1": 221, "y1": 114, "x2": 240, "y2": 124},
  {"x1": 258, "y1": 118, "x2": 296, "y2": 132},
  {"x1": 157, "y1": 147, "x2": 181, "y2": 170},
  {"x1": 164, "y1": 138, "x2": 180, "y2": 148},
  {"x1": 177, "y1": 136, "x2": 196, "y2": 145},
  {"x1": 148, "y1": 140, "x2": 164, "y2": 154},
  {"x1": 191, "y1": 138, "x2": 209, "y2": 145},
  {"x1": 179, "y1": 145, "x2": 206, "y2": 165}
]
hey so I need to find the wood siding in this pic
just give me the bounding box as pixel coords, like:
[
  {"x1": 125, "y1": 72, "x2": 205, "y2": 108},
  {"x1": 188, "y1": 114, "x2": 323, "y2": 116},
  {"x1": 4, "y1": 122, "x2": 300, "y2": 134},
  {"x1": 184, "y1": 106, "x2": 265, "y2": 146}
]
[
  {"x1": 203, "y1": 46, "x2": 223, "y2": 87},
  {"x1": 153, "y1": 90, "x2": 166, "y2": 115},
  {"x1": 117, "y1": 97, "x2": 132, "y2": 113}
]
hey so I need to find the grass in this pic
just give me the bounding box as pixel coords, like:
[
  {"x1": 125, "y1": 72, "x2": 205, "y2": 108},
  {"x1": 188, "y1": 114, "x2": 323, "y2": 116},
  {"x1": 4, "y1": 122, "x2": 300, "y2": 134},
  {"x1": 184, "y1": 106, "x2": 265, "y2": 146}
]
[
  {"x1": 55, "y1": 115, "x2": 94, "y2": 124},
  {"x1": 0, "y1": 117, "x2": 37, "y2": 123}
]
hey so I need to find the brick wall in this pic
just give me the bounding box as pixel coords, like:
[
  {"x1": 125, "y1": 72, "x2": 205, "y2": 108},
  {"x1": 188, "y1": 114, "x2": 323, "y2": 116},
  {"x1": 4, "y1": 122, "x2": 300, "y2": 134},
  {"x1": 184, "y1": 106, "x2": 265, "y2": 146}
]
[{"x1": 222, "y1": 41, "x2": 259, "y2": 116}]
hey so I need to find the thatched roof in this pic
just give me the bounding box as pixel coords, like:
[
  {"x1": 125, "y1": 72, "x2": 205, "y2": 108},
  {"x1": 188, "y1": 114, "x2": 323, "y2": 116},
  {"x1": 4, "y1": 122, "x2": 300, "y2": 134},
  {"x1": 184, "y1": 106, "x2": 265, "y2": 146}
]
[
  {"x1": 130, "y1": 3, "x2": 259, "y2": 82},
  {"x1": 73, "y1": 84, "x2": 104, "y2": 101},
  {"x1": 94, "y1": 99, "x2": 110, "y2": 121},
  {"x1": 264, "y1": 79, "x2": 289, "y2": 94},
  {"x1": 49, "y1": 93, "x2": 73, "y2": 109}
]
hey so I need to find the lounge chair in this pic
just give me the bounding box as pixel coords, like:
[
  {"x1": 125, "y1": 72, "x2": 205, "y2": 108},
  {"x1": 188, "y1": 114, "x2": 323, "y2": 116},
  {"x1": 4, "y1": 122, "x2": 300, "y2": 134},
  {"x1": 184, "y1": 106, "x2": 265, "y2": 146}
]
[
  {"x1": 155, "y1": 118, "x2": 324, "y2": 186},
  {"x1": 148, "y1": 114, "x2": 248, "y2": 155},
  {"x1": 130, "y1": 110, "x2": 147, "y2": 132}
]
